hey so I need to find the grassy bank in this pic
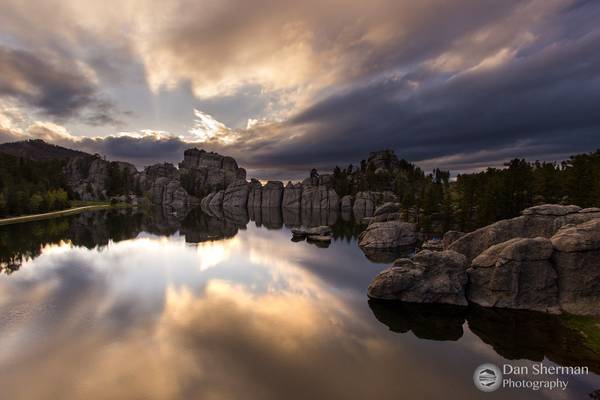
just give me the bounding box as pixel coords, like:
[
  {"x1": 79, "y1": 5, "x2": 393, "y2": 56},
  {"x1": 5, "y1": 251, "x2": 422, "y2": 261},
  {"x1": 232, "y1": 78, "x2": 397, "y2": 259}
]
[{"x1": 0, "y1": 201, "x2": 130, "y2": 226}]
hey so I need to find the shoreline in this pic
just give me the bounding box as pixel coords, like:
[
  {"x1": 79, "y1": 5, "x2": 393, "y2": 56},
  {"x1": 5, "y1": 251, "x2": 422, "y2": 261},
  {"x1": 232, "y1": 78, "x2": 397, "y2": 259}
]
[{"x1": 0, "y1": 204, "x2": 112, "y2": 226}]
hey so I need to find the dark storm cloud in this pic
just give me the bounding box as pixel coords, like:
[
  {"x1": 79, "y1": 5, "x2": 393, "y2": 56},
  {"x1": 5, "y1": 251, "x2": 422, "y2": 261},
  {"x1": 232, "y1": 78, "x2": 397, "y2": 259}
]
[
  {"x1": 0, "y1": 46, "x2": 122, "y2": 125},
  {"x1": 81, "y1": 135, "x2": 189, "y2": 167},
  {"x1": 235, "y1": 0, "x2": 600, "y2": 174},
  {"x1": 2, "y1": 0, "x2": 600, "y2": 177}
]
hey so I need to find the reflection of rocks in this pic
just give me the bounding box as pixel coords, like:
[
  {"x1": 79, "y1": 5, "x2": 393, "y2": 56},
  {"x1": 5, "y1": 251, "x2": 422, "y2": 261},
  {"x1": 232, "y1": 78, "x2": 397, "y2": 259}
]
[
  {"x1": 301, "y1": 208, "x2": 339, "y2": 227},
  {"x1": 180, "y1": 208, "x2": 241, "y2": 243},
  {"x1": 368, "y1": 300, "x2": 466, "y2": 341},
  {"x1": 223, "y1": 207, "x2": 249, "y2": 226},
  {"x1": 249, "y1": 206, "x2": 283, "y2": 229},
  {"x1": 282, "y1": 208, "x2": 302, "y2": 227},
  {"x1": 369, "y1": 301, "x2": 600, "y2": 373},
  {"x1": 467, "y1": 306, "x2": 600, "y2": 374},
  {"x1": 360, "y1": 246, "x2": 415, "y2": 264},
  {"x1": 368, "y1": 250, "x2": 468, "y2": 305}
]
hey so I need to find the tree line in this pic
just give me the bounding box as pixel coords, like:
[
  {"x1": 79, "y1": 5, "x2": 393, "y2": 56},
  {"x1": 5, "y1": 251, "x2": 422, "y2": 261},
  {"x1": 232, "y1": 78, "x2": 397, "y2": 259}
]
[
  {"x1": 0, "y1": 154, "x2": 70, "y2": 217},
  {"x1": 330, "y1": 149, "x2": 600, "y2": 233}
]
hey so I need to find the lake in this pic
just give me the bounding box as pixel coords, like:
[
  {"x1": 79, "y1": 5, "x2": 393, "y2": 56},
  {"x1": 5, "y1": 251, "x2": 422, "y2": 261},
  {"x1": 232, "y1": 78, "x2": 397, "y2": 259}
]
[{"x1": 1, "y1": 208, "x2": 599, "y2": 399}]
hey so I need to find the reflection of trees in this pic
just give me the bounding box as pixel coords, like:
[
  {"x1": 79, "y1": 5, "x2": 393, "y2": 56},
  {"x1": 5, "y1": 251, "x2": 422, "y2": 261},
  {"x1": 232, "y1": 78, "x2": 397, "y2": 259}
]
[
  {"x1": 0, "y1": 206, "x2": 257, "y2": 274},
  {"x1": 0, "y1": 210, "x2": 145, "y2": 274},
  {"x1": 369, "y1": 301, "x2": 600, "y2": 374},
  {"x1": 0, "y1": 218, "x2": 70, "y2": 274}
]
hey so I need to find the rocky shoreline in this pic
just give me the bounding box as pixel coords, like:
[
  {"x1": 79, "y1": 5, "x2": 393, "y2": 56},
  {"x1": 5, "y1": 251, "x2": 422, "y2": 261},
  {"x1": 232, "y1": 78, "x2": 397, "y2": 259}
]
[{"x1": 368, "y1": 204, "x2": 600, "y2": 316}]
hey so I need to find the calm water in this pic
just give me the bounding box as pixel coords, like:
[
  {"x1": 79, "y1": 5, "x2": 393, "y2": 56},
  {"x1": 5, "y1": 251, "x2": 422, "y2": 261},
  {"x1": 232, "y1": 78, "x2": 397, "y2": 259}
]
[{"x1": 1, "y1": 208, "x2": 599, "y2": 399}]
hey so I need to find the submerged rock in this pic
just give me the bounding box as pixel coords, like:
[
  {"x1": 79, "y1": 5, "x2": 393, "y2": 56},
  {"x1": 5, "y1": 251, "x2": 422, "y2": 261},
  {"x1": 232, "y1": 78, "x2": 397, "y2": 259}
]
[{"x1": 368, "y1": 250, "x2": 469, "y2": 305}]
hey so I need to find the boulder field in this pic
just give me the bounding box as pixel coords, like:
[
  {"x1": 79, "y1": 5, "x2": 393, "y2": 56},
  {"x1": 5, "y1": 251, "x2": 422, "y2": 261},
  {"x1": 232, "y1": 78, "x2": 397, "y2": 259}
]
[{"x1": 368, "y1": 204, "x2": 600, "y2": 316}]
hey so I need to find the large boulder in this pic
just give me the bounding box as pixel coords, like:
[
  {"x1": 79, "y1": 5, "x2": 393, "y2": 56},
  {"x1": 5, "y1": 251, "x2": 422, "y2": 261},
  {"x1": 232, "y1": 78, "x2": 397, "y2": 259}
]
[
  {"x1": 358, "y1": 220, "x2": 417, "y2": 249},
  {"x1": 178, "y1": 148, "x2": 247, "y2": 195},
  {"x1": 282, "y1": 182, "x2": 302, "y2": 209},
  {"x1": 449, "y1": 204, "x2": 600, "y2": 261},
  {"x1": 222, "y1": 179, "x2": 249, "y2": 208},
  {"x1": 262, "y1": 181, "x2": 284, "y2": 208},
  {"x1": 551, "y1": 219, "x2": 600, "y2": 315},
  {"x1": 368, "y1": 250, "x2": 469, "y2": 305},
  {"x1": 467, "y1": 237, "x2": 559, "y2": 313}
]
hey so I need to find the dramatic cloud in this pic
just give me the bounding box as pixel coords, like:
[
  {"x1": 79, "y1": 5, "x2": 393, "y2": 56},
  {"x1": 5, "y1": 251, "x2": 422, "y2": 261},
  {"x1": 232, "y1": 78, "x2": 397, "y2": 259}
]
[
  {"x1": 0, "y1": 46, "x2": 122, "y2": 125},
  {"x1": 0, "y1": 0, "x2": 599, "y2": 177}
]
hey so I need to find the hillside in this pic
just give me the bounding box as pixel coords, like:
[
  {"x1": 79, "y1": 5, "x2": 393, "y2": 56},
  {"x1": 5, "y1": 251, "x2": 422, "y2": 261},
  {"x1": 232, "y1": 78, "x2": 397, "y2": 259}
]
[{"x1": 0, "y1": 139, "x2": 90, "y2": 161}]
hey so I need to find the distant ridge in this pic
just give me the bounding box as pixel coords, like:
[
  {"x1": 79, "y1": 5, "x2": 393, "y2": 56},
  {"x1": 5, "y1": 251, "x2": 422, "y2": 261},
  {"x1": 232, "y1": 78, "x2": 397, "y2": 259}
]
[{"x1": 0, "y1": 139, "x2": 90, "y2": 161}]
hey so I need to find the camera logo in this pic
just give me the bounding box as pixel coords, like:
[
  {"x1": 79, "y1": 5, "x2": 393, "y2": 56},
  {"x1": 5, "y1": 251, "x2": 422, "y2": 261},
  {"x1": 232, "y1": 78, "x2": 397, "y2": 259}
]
[{"x1": 474, "y1": 363, "x2": 502, "y2": 392}]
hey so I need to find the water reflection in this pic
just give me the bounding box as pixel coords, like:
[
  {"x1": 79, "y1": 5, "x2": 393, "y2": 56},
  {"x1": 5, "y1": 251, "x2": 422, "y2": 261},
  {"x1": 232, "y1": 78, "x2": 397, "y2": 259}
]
[
  {"x1": 370, "y1": 301, "x2": 600, "y2": 374},
  {"x1": 0, "y1": 208, "x2": 599, "y2": 399}
]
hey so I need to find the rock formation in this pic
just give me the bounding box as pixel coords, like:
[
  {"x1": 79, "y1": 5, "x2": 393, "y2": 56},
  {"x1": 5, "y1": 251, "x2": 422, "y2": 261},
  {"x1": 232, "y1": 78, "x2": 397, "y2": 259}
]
[
  {"x1": 368, "y1": 204, "x2": 600, "y2": 316},
  {"x1": 262, "y1": 181, "x2": 284, "y2": 208},
  {"x1": 368, "y1": 250, "x2": 469, "y2": 305},
  {"x1": 248, "y1": 179, "x2": 262, "y2": 208},
  {"x1": 222, "y1": 179, "x2": 250, "y2": 208},
  {"x1": 551, "y1": 219, "x2": 600, "y2": 315},
  {"x1": 449, "y1": 204, "x2": 600, "y2": 261},
  {"x1": 467, "y1": 237, "x2": 559, "y2": 313},
  {"x1": 352, "y1": 191, "x2": 382, "y2": 218},
  {"x1": 179, "y1": 148, "x2": 246, "y2": 194},
  {"x1": 358, "y1": 220, "x2": 417, "y2": 249},
  {"x1": 282, "y1": 182, "x2": 302, "y2": 209}
]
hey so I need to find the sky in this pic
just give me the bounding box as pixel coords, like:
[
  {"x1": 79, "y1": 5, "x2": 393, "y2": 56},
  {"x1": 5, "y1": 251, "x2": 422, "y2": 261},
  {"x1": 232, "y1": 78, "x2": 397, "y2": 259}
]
[{"x1": 0, "y1": 0, "x2": 599, "y2": 180}]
